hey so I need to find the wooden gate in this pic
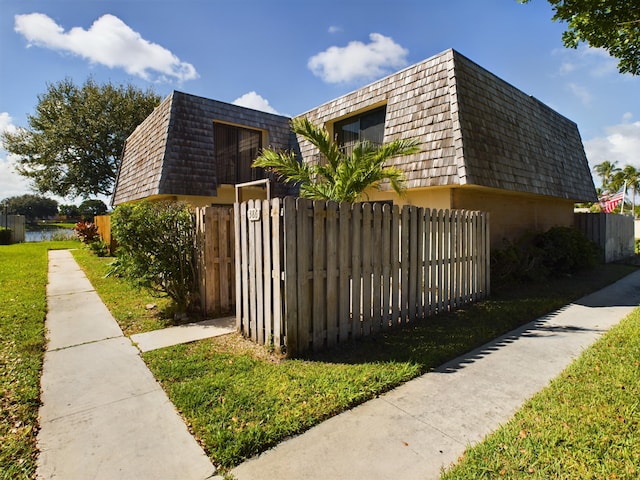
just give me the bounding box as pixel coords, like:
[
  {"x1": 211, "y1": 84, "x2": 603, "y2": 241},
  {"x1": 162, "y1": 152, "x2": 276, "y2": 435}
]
[{"x1": 195, "y1": 206, "x2": 235, "y2": 317}]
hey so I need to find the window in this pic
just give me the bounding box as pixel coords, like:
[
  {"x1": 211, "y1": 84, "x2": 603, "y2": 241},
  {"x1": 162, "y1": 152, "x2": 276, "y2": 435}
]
[
  {"x1": 214, "y1": 123, "x2": 263, "y2": 184},
  {"x1": 334, "y1": 106, "x2": 386, "y2": 153}
]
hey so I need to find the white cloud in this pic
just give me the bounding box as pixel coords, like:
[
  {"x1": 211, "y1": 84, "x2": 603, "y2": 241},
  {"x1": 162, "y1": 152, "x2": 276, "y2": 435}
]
[
  {"x1": 554, "y1": 45, "x2": 618, "y2": 78},
  {"x1": 232, "y1": 91, "x2": 280, "y2": 115},
  {"x1": 567, "y1": 82, "x2": 592, "y2": 106},
  {"x1": 0, "y1": 112, "x2": 17, "y2": 149},
  {"x1": 0, "y1": 113, "x2": 32, "y2": 200},
  {"x1": 328, "y1": 26, "x2": 342, "y2": 34},
  {"x1": 14, "y1": 13, "x2": 198, "y2": 83},
  {"x1": 584, "y1": 119, "x2": 640, "y2": 172},
  {"x1": 308, "y1": 33, "x2": 408, "y2": 83}
]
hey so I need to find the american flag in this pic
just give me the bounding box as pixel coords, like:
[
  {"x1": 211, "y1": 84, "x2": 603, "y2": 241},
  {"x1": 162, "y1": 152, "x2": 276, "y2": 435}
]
[{"x1": 599, "y1": 187, "x2": 625, "y2": 213}]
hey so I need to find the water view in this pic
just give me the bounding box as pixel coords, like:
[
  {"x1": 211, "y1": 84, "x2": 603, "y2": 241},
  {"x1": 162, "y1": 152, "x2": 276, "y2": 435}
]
[{"x1": 25, "y1": 229, "x2": 76, "y2": 242}]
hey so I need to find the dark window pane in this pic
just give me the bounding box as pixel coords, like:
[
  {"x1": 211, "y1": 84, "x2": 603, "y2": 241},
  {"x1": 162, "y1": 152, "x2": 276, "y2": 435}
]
[
  {"x1": 214, "y1": 123, "x2": 263, "y2": 184},
  {"x1": 334, "y1": 106, "x2": 387, "y2": 154},
  {"x1": 360, "y1": 108, "x2": 386, "y2": 145}
]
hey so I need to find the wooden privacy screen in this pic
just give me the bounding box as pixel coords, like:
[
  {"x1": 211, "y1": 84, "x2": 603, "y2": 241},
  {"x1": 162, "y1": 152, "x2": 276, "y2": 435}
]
[{"x1": 235, "y1": 197, "x2": 490, "y2": 357}]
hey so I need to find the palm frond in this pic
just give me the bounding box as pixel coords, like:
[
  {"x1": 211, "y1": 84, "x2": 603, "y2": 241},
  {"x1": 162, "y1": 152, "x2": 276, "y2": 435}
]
[
  {"x1": 291, "y1": 117, "x2": 343, "y2": 171},
  {"x1": 252, "y1": 148, "x2": 312, "y2": 186}
]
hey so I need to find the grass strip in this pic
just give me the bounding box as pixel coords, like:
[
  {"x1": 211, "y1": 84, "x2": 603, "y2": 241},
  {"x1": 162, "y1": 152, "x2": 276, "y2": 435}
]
[
  {"x1": 0, "y1": 241, "x2": 79, "y2": 480},
  {"x1": 141, "y1": 264, "x2": 635, "y2": 471},
  {"x1": 441, "y1": 308, "x2": 640, "y2": 479}
]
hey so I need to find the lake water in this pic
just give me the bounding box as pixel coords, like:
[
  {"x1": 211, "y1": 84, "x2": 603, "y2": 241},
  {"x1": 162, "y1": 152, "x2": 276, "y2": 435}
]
[{"x1": 25, "y1": 229, "x2": 76, "y2": 242}]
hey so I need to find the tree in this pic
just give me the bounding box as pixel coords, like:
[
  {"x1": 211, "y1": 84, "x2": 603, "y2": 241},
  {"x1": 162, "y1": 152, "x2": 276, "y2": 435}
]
[
  {"x1": 253, "y1": 117, "x2": 420, "y2": 203},
  {"x1": 79, "y1": 199, "x2": 108, "y2": 221},
  {"x1": 593, "y1": 160, "x2": 620, "y2": 190},
  {"x1": 623, "y1": 164, "x2": 639, "y2": 213},
  {"x1": 1, "y1": 78, "x2": 161, "y2": 199},
  {"x1": 521, "y1": 1, "x2": 640, "y2": 75},
  {"x1": 2, "y1": 194, "x2": 58, "y2": 223},
  {"x1": 59, "y1": 204, "x2": 81, "y2": 220}
]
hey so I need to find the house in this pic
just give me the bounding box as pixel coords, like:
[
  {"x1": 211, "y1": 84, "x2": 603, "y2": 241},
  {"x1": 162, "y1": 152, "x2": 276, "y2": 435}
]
[
  {"x1": 111, "y1": 91, "x2": 293, "y2": 207},
  {"x1": 112, "y1": 48, "x2": 597, "y2": 247}
]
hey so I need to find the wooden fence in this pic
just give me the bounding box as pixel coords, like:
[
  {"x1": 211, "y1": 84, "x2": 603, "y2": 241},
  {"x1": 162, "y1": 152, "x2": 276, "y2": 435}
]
[
  {"x1": 94, "y1": 215, "x2": 117, "y2": 253},
  {"x1": 0, "y1": 214, "x2": 25, "y2": 243},
  {"x1": 574, "y1": 212, "x2": 634, "y2": 263},
  {"x1": 235, "y1": 197, "x2": 490, "y2": 357},
  {"x1": 195, "y1": 206, "x2": 235, "y2": 317}
]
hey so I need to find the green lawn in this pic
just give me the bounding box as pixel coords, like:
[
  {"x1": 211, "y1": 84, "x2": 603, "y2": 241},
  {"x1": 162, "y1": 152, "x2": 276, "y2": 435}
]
[
  {"x1": 0, "y1": 240, "x2": 79, "y2": 480},
  {"x1": 441, "y1": 308, "x2": 640, "y2": 479}
]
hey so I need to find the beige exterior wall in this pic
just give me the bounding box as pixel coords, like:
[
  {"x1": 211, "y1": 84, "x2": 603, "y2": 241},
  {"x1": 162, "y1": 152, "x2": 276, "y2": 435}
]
[
  {"x1": 365, "y1": 185, "x2": 574, "y2": 248},
  {"x1": 365, "y1": 186, "x2": 451, "y2": 210},
  {"x1": 451, "y1": 187, "x2": 574, "y2": 247}
]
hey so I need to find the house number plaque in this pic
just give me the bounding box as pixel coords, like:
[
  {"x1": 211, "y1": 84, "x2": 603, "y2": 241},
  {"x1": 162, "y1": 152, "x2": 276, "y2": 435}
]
[{"x1": 247, "y1": 208, "x2": 261, "y2": 221}]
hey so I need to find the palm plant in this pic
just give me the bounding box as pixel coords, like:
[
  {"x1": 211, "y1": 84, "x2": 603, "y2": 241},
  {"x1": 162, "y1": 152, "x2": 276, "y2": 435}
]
[
  {"x1": 253, "y1": 117, "x2": 420, "y2": 203},
  {"x1": 623, "y1": 164, "x2": 639, "y2": 215},
  {"x1": 593, "y1": 160, "x2": 620, "y2": 191}
]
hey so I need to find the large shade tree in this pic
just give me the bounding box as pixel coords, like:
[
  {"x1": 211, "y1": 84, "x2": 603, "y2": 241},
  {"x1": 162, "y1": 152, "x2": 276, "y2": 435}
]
[
  {"x1": 253, "y1": 117, "x2": 420, "y2": 203},
  {"x1": 522, "y1": 0, "x2": 640, "y2": 75},
  {"x1": 1, "y1": 78, "x2": 160, "y2": 199}
]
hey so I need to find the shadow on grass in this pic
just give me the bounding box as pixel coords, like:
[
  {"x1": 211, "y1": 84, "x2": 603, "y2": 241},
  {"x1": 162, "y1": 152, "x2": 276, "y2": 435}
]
[{"x1": 305, "y1": 264, "x2": 639, "y2": 375}]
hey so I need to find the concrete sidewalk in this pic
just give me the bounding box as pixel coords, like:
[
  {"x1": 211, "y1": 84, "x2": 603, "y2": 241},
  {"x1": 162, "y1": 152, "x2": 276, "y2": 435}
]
[
  {"x1": 231, "y1": 269, "x2": 640, "y2": 480},
  {"x1": 37, "y1": 250, "x2": 217, "y2": 480}
]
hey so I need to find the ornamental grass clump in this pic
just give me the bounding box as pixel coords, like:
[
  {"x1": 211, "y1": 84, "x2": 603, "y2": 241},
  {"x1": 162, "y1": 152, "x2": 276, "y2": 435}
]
[{"x1": 111, "y1": 201, "x2": 198, "y2": 318}]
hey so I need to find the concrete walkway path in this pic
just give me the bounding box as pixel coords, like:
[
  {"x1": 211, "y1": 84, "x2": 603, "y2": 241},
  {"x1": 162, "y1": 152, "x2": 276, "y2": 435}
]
[
  {"x1": 231, "y1": 269, "x2": 640, "y2": 480},
  {"x1": 37, "y1": 250, "x2": 218, "y2": 480},
  {"x1": 131, "y1": 316, "x2": 235, "y2": 353}
]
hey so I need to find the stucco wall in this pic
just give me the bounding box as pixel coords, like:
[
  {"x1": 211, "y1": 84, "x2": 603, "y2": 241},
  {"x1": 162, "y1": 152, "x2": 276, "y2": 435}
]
[
  {"x1": 365, "y1": 185, "x2": 575, "y2": 249},
  {"x1": 451, "y1": 187, "x2": 574, "y2": 248}
]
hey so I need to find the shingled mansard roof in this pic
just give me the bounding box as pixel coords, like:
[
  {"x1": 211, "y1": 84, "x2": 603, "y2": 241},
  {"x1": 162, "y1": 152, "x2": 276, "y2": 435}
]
[
  {"x1": 112, "y1": 91, "x2": 292, "y2": 205},
  {"x1": 298, "y1": 48, "x2": 597, "y2": 202},
  {"x1": 112, "y1": 49, "x2": 597, "y2": 206}
]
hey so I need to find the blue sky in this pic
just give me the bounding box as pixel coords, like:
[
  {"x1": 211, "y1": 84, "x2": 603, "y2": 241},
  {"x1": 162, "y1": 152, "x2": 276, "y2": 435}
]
[{"x1": 1, "y1": 0, "x2": 639, "y2": 205}]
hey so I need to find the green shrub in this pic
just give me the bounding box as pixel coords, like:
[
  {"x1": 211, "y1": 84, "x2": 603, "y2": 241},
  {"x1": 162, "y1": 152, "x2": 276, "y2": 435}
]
[
  {"x1": 491, "y1": 232, "x2": 547, "y2": 286},
  {"x1": 88, "y1": 239, "x2": 109, "y2": 257},
  {"x1": 0, "y1": 228, "x2": 12, "y2": 245},
  {"x1": 110, "y1": 201, "x2": 198, "y2": 317},
  {"x1": 492, "y1": 226, "x2": 599, "y2": 289},
  {"x1": 534, "y1": 225, "x2": 598, "y2": 275}
]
